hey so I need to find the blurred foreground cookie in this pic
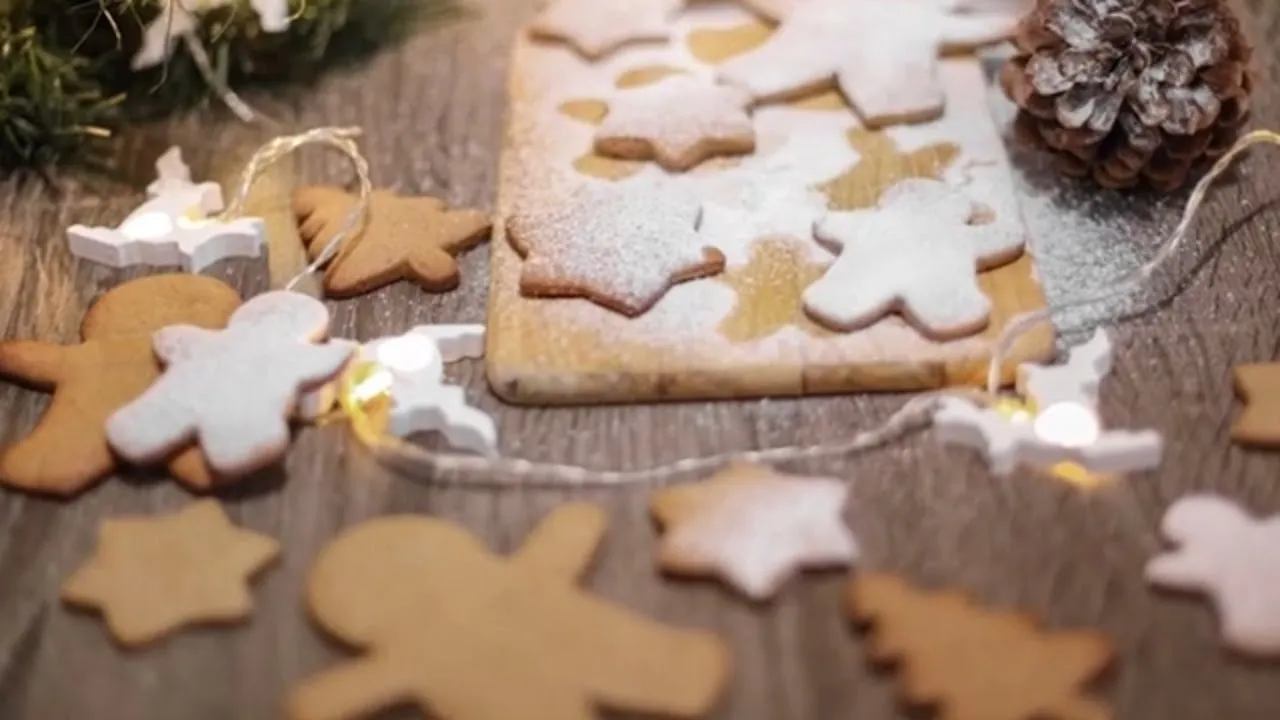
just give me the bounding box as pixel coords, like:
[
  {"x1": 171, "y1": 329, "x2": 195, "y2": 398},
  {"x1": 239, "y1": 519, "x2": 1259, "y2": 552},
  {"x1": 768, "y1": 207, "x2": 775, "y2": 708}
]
[
  {"x1": 294, "y1": 186, "x2": 491, "y2": 298},
  {"x1": 848, "y1": 573, "x2": 1114, "y2": 720},
  {"x1": 651, "y1": 461, "x2": 858, "y2": 600},
  {"x1": 0, "y1": 275, "x2": 241, "y2": 496},
  {"x1": 289, "y1": 503, "x2": 730, "y2": 720},
  {"x1": 62, "y1": 500, "x2": 279, "y2": 648}
]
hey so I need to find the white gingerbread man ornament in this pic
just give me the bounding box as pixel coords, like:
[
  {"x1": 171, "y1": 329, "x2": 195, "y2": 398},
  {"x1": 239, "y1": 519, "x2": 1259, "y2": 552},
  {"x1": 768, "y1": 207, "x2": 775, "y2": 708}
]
[
  {"x1": 361, "y1": 325, "x2": 497, "y2": 457},
  {"x1": 934, "y1": 330, "x2": 1163, "y2": 476},
  {"x1": 105, "y1": 291, "x2": 354, "y2": 478},
  {"x1": 1146, "y1": 494, "x2": 1280, "y2": 657},
  {"x1": 67, "y1": 147, "x2": 265, "y2": 273},
  {"x1": 803, "y1": 178, "x2": 1025, "y2": 339}
]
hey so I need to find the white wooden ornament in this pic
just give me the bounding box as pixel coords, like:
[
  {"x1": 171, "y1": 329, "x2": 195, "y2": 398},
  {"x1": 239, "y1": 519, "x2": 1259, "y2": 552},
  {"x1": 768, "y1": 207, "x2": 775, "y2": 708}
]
[
  {"x1": 363, "y1": 325, "x2": 498, "y2": 457},
  {"x1": 105, "y1": 291, "x2": 354, "y2": 477},
  {"x1": 133, "y1": 0, "x2": 291, "y2": 70},
  {"x1": 67, "y1": 147, "x2": 265, "y2": 272},
  {"x1": 934, "y1": 330, "x2": 1163, "y2": 475}
]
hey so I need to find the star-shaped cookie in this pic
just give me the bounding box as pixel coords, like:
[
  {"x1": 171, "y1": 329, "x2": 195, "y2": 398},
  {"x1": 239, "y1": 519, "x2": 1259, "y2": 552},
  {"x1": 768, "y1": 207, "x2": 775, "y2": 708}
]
[
  {"x1": 595, "y1": 75, "x2": 756, "y2": 172},
  {"x1": 61, "y1": 500, "x2": 279, "y2": 648},
  {"x1": 506, "y1": 178, "x2": 726, "y2": 316},
  {"x1": 717, "y1": 0, "x2": 1018, "y2": 126},
  {"x1": 529, "y1": 0, "x2": 684, "y2": 59},
  {"x1": 294, "y1": 187, "x2": 491, "y2": 298},
  {"x1": 650, "y1": 461, "x2": 858, "y2": 600},
  {"x1": 1232, "y1": 363, "x2": 1280, "y2": 447}
]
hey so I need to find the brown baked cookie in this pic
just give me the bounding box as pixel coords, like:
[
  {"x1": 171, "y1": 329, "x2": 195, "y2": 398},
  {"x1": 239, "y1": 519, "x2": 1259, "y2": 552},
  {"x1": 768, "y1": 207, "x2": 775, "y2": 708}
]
[
  {"x1": 848, "y1": 573, "x2": 1114, "y2": 720},
  {"x1": 288, "y1": 503, "x2": 730, "y2": 720},
  {"x1": 294, "y1": 186, "x2": 492, "y2": 298},
  {"x1": 0, "y1": 274, "x2": 241, "y2": 496},
  {"x1": 1232, "y1": 363, "x2": 1280, "y2": 447}
]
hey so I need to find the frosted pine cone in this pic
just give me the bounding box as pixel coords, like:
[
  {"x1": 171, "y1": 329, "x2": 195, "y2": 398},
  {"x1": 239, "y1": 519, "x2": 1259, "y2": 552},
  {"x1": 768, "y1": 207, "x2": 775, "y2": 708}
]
[{"x1": 1000, "y1": 0, "x2": 1254, "y2": 191}]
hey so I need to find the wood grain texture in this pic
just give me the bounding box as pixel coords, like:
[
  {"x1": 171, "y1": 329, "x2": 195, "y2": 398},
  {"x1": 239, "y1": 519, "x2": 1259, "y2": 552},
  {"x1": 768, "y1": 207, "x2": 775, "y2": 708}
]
[
  {"x1": 486, "y1": 9, "x2": 1055, "y2": 405},
  {"x1": 0, "y1": 0, "x2": 1277, "y2": 718}
]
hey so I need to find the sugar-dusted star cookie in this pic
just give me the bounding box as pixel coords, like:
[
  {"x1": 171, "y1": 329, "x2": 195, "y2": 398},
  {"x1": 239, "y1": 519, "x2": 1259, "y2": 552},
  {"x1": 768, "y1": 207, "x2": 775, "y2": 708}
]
[
  {"x1": 595, "y1": 75, "x2": 755, "y2": 172},
  {"x1": 848, "y1": 573, "x2": 1114, "y2": 720},
  {"x1": 506, "y1": 177, "x2": 726, "y2": 316},
  {"x1": 1146, "y1": 494, "x2": 1280, "y2": 657},
  {"x1": 68, "y1": 146, "x2": 265, "y2": 272},
  {"x1": 803, "y1": 178, "x2": 1025, "y2": 339},
  {"x1": 358, "y1": 324, "x2": 497, "y2": 456},
  {"x1": 718, "y1": 0, "x2": 1018, "y2": 126},
  {"x1": 288, "y1": 504, "x2": 730, "y2": 720},
  {"x1": 529, "y1": 0, "x2": 684, "y2": 59},
  {"x1": 1231, "y1": 363, "x2": 1280, "y2": 447},
  {"x1": 134, "y1": 0, "x2": 290, "y2": 70},
  {"x1": 650, "y1": 461, "x2": 858, "y2": 601},
  {"x1": 61, "y1": 500, "x2": 279, "y2": 648},
  {"x1": 105, "y1": 291, "x2": 354, "y2": 479},
  {"x1": 294, "y1": 187, "x2": 491, "y2": 298}
]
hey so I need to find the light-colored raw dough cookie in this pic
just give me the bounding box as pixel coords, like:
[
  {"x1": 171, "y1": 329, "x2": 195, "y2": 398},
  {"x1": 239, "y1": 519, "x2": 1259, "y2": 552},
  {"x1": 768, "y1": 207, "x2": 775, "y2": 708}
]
[
  {"x1": 529, "y1": 0, "x2": 684, "y2": 59},
  {"x1": 1146, "y1": 494, "x2": 1280, "y2": 657},
  {"x1": 717, "y1": 0, "x2": 1018, "y2": 126},
  {"x1": 651, "y1": 462, "x2": 858, "y2": 600},
  {"x1": 68, "y1": 147, "x2": 265, "y2": 272},
  {"x1": 288, "y1": 504, "x2": 730, "y2": 720},
  {"x1": 804, "y1": 178, "x2": 1025, "y2": 338},
  {"x1": 506, "y1": 178, "x2": 726, "y2": 316},
  {"x1": 105, "y1": 291, "x2": 354, "y2": 478},
  {"x1": 596, "y1": 75, "x2": 756, "y2": 172},
  {"x1": 61, "y1": 500, "x2": 279, "y2": 648}
]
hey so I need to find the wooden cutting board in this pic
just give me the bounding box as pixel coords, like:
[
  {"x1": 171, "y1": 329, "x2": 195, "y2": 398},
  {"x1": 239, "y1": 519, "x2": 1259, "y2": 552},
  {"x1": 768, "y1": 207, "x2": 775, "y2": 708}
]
[{"x1": 485, "y1": 1, "x2": 1055, "y2": 406}]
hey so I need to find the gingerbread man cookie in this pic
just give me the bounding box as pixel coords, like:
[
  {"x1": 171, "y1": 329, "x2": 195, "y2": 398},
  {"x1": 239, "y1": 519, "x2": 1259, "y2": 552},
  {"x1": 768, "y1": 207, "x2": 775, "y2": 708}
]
[
  {"x1": 289, "y1": 504, "x2": 730, "y2": 720},
  {"x1": 294, "y1": 186, "x2": 491, "y2": 298},
  {"x1": 804, "y1": 178, "x2": 1026, "y2": 338},
  {"x1": 0, "y1": 274, "x2": 241, "y2": 496},
  {"x1": 105, "y1": 291, "x2": 354, "y2": 479},
  {"x1": 506, "y1": 178, "x2": 726, "y2": 316}
]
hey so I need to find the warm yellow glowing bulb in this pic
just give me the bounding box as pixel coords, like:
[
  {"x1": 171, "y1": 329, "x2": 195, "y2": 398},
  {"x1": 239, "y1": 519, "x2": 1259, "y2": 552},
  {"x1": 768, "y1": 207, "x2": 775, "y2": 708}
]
[
  {"x1": 1033, "y1": 402, "x2": 1100, "y2": 448},
  {"x1": 176, "y1": 206, "x2": 210, "y2": 229},
  {"x1": 375, "y1": 334, "x2": 438, "y2": 374},
  {"x1": 120, "y1": 211, "x2": 175, "y2": 240}
]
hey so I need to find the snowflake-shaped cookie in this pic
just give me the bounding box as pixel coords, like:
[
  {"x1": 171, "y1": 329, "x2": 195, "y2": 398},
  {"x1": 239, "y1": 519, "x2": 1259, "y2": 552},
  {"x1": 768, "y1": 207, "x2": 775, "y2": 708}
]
[
  {"x1": 134, "y1": 0, "x2": 290, "y2": 70},
  {"x1": 506, "y1": 177, "x2": 726, "y2": 316},
  {"x1": 360, "y1": 325, "x2": 497, "y2": 457},
  {"x1": 529, "y1": 0, "x2": 684, "y2": 59},
  {"x1": 718, "y1": 0, "x2": 1018, "y2": 126},
  {"x1": 1146, "y1": 494, "x2": 1280, "y2": 656},
  {"x1": 595, "y1": 75, "x2": 755, "y2": 172},
  {"x1": 67, "y1": 147, "x2": 264, "y2": 273},
  {"x1": 105, "y1": 291, "x2": 354, "y2": 478},
  {"x1": 803, "y1": 178, "x2": 1025, "y2": 339}
]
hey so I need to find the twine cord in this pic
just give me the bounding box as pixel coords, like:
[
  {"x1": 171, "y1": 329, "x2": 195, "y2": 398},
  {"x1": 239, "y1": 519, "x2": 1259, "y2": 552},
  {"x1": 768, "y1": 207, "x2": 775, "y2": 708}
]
[{"x1": 216, "y1": 126, "x2": 374, "y2": 290}]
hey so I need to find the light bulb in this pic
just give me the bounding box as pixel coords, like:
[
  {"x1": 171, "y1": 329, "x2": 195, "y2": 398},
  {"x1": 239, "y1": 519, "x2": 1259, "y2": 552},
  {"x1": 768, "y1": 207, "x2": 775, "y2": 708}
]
[
  {"x1": 1034, "y1": 402, "x2": 1100, "y2": 448},
  {"x1": 375, "y1": 334, "x2": 440, "y2": 374}
]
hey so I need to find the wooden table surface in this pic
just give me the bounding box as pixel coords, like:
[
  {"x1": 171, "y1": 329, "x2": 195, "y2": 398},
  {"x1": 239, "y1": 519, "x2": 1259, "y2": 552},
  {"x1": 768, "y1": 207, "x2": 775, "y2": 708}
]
[{"x1": 2, "y1": 1, "x2": 1280, "y2": 718}]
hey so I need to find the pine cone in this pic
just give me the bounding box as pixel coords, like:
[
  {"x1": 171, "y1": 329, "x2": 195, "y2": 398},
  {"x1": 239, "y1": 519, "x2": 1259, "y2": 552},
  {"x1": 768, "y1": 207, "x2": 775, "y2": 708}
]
[{"x1": 1000, "y1": 0, "x2": 1254, "y2": 191}]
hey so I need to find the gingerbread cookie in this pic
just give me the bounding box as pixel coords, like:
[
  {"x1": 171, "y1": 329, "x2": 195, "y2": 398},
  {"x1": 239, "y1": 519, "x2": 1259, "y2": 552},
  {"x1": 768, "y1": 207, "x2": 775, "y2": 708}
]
[
  {"x1": 289, "y1": 504, "x2": 730, "y2": 720},
  {"x1": 717, "y1": 0, "x2": 1017, "y2": 126},
  {"x1": 62, "y1": 500, "x2": 279, "y2": 648},
  {"x1": 804, "y1": 178, "x2": 1026, "y2": 338},
  {"x1": 1231, "y1": 363, "x2": 1280, "y2": 447},
  {"x1": 1146, "y1": 494, "x2": 1280, "y2": 657},
  {"x1": 294, "y1": 186, "x2": 491, "y2": 298},
  {"x1": 0, "y1": 274, "x2": 241, "y2": 496},
  {"x1": 529, "y1": 0, "x2": 684, "y2": 59},
  {"x1": 651, "y1": 462, "x2": 858, "y2": 601},
  {"x1": 595, "y1": 75, "x2": 755, "y2": 172},
  {"x1": 506, "y1": 178, "x2": 726, "y2": 316},
  {"x1": 105, "y1": 291, "x2": 354, "y2": 478},
  {"x1": 848, "y1": 573, "x2": 1114, "y2": 720}
]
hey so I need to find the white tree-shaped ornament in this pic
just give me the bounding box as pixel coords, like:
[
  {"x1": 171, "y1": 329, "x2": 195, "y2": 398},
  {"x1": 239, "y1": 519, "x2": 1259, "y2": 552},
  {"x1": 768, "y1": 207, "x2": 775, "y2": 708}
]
[
  {"x1": 67, "y1": 147, "x2": 265, "y2": 272},
  {"x1": 935, "y1": 330, "x2": 1163, "y2": 476},
  {"x1": 361, "y1": 326, "x2": 498, "y2": 457}
]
